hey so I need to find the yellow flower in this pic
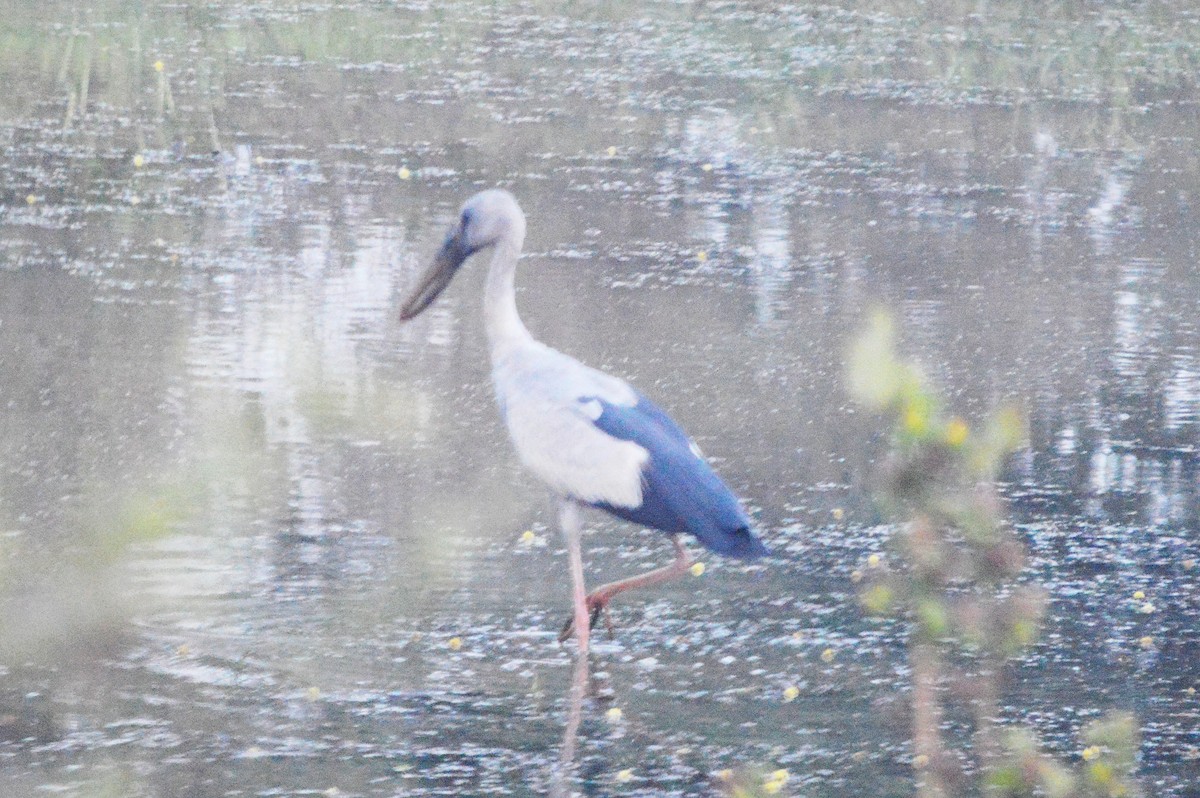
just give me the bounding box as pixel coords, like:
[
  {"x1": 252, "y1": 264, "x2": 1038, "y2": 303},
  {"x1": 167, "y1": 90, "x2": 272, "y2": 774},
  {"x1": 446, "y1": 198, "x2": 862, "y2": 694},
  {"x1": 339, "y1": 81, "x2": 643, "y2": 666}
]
[
  {"x1": 782, "y1": 685, "x2": 800, "y2": 702},
  {"x1": 945, "y1": 417, "x2": 969, "y2": 446},
  {"x1": 867, "y1": 553, "x2": 882, "y2": 568},
  {"x1": 690, "y1": 561, "x2": 705, "y2": 576},
  {"x1": 762, "y1": 779, "x2": 783, "y2": 794},
  {"x1": 306, "y1": 686, "x2": 321, "y2": 701},
  {"x1": 831, "y1": 507, "x2": 845, "y2": 521},
  {"x1": 25, "y1": 194, "x2": 36, "y2": 205},
  {"x1": 520, "y1": 530, "x2": 536, "y2": 543},
  {"x1": 605, "y1": 707, "x2": 623, "y2": 723},
  {"x1": 1138, "y1": 635, "x2": 1154, "y2": 649},
  {"x1": 913, "y1": 754, "x2": 930, "y2": 768},
  {"x1": 606, "y1": 146, "x2": 617, "y2": 157},
  {"x1": 448, "y1": 636, "x2": 462, "y2": 651},
  {"x1": 861, "y1": 584, "x2": 894, "y2": 614},
  {"x1": 1132, "y1": 590, "x2": 1145, "y2": 600},
  {"x1": 133, "y1": 154, "x2": 145, "y2": 168},
  {"x1": 696, "y1": 250, "x2": 708, "y2": 262},
  {"x1": 701, "y1": 163, "x2": 713, "y2": 172},
  {"x1": 903, "y1": 405, "x2": 928, "y2": 435},
  {"x1": 770, "y1": 769, "x2": 789, "y2": 783},
  {"x1": 154, "y1": 59, "x2": 165, "y2": 72},
  {"x1": 821, "y1": 648, "x2": 836, "y2": 663},
  {"x1": 398, "y1": 167, "x2": 412, "y2": 180},
  {"x1": 615, "y1": 768, "x2": 633, "y2": 783},
  {"x1": 1081, "y1": 745, "x2": 1101, "y2": 761},
  {"x1": 1010, "y1": 619, "x2": 1037, "y2": 647},
  {"x1": 1087, "y1": 761, "x2": 1114, "y2": 785}
]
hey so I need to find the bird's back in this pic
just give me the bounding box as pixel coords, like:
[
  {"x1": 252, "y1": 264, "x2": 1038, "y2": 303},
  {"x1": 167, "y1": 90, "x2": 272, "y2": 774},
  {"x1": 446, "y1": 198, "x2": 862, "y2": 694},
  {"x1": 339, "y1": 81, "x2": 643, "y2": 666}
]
[
  {"x1": 586, "y1": 392, "x2": 767, "y2": 559},
  {"x1": 492, "y1": 341, "x2": 768, "y2": 560}
]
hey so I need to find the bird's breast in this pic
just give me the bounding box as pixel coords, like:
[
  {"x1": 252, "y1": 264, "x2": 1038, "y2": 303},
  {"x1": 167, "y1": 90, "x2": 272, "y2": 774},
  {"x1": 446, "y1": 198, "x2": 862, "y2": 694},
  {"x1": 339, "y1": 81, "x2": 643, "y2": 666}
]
[{"x1": 500, "y1": 391, "x2": 648, "y2": 509}]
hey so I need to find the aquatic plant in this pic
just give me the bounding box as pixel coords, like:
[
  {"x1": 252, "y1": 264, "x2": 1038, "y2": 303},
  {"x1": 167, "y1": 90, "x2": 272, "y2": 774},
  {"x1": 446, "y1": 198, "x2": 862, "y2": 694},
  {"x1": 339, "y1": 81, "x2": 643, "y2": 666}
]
[{"x1": 849, "y1": 311, "x2": 1141, "y2": 798}]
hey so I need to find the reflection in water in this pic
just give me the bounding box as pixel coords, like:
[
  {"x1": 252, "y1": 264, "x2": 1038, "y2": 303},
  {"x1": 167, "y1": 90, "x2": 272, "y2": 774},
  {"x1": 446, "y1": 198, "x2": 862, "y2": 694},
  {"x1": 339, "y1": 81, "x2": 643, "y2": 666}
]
[
  {"x1": 1163, "y1": 353, "x2": 1199, "y2": 432},
  {"x1": 749, "y1": 190, "x2": 792, "y2": 326},
  {"x1": 1088, "y1": 156, "x2": 1140, "y2": 253},
  {"x1": 549, "y1": 652, "x2": 591, "y2": 797},
  {"x1": 1025, "y1": 128, "x2": 1065, "y2": 264},
  {"x1": 0, "y1": 2, "x2": 1197, "y2": 797}
]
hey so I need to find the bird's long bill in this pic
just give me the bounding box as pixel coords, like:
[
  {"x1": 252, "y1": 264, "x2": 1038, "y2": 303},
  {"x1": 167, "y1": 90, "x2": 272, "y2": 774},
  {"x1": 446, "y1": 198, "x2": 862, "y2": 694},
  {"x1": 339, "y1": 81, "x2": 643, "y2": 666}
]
[{"x1": 398, "y1": 229, "x2": 473, "y2": 320}]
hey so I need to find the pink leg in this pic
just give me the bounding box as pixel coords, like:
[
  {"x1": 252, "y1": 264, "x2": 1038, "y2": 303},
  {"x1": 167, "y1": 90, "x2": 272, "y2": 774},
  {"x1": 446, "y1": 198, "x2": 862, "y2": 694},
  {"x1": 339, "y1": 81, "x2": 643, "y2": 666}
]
[
  {"x1": 558, "y1": 535, "x2": 694, "y2": 642},
  {"x1": 558, "y1": 500, "x2": 590, "y2": 654}
]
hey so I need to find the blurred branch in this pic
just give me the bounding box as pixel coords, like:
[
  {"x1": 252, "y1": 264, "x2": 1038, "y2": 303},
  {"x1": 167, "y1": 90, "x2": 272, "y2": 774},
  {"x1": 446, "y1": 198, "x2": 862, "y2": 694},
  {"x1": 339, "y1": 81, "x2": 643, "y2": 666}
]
[{"x1": 848, "y1": 309, "x2": 1141, "y2": 798}]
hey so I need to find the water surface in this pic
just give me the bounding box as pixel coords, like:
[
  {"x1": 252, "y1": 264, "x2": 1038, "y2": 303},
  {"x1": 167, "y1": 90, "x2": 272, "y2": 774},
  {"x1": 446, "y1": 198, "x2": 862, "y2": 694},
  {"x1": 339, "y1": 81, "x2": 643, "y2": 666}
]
[{"x1": 0, "y1": 2, "x2": 1198, "y2": 796}]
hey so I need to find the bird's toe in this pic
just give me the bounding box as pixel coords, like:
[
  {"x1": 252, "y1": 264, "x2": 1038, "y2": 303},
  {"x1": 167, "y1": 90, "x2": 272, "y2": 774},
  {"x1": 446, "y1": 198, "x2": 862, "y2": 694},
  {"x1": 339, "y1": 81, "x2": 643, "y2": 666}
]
[
  {"x1": 557, "y1": 615, "x2": 576, "y2": 644},
  {"x1": 558, "y1": 597, "x2": 616, "y2": 643}
]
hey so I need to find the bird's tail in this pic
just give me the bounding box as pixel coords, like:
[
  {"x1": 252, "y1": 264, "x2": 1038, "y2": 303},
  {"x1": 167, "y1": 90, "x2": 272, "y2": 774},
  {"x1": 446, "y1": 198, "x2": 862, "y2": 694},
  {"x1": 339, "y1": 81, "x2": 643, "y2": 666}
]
[{"x1": 695, "y1": 524, "x2": 769, "y2": 560}]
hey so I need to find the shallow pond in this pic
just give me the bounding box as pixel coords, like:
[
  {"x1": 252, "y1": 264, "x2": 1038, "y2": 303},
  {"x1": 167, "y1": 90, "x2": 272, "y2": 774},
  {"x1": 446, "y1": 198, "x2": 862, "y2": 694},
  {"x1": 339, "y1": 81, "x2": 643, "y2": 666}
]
[{"x1": 0, "y1": 2, "x2": 1198, "y2": 796}]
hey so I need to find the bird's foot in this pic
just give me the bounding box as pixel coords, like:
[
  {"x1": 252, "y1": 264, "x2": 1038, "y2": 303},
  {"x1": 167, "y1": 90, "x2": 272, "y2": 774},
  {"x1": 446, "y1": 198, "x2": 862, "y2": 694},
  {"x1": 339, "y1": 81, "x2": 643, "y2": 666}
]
[{"x1": 557, "y1": 595, "x2": 616, "y2": 644}]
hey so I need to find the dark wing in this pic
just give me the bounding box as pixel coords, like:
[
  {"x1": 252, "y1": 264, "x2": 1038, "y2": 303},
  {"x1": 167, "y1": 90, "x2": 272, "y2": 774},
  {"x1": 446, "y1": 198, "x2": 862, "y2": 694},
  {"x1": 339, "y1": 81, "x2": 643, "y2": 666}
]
[{"x1": 583, "y1": 393, "x2": 768, "y2": 560}]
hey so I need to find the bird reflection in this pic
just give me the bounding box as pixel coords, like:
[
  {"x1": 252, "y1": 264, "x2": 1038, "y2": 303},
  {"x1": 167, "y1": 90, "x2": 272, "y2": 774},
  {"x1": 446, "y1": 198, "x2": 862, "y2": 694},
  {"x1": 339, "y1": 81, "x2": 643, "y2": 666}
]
[{"x1": 548, "y1": 651, "x2": 592, "y2": 796}]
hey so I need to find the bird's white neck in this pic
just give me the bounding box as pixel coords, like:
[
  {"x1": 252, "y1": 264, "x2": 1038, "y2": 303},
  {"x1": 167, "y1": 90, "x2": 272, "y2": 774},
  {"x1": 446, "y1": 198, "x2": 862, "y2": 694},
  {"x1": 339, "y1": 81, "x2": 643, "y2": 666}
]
[{"x1": 484, "y1": 234, "x2": 533, "y2": 358}]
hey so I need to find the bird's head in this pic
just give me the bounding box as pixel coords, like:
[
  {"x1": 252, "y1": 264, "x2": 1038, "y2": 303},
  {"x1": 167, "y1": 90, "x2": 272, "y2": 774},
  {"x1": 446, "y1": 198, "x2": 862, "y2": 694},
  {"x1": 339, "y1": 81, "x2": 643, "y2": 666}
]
[{"x1": 399, "y1": 189, "x2": 526, "y2": 320}]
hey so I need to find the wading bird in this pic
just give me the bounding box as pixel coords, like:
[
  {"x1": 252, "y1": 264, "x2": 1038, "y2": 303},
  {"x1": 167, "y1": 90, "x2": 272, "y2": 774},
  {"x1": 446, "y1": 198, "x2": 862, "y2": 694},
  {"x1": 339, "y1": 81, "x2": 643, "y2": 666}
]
[{"x1": 399, "y1": 189, "x2": 768, "y2": 654}]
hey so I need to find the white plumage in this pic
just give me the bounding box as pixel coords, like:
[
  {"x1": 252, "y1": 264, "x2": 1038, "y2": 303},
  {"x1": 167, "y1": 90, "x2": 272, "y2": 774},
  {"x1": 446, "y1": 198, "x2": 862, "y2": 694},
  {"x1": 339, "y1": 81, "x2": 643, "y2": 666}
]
[{"x1": 493, "y1": 341, "x2": 649, "y2": 509}]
